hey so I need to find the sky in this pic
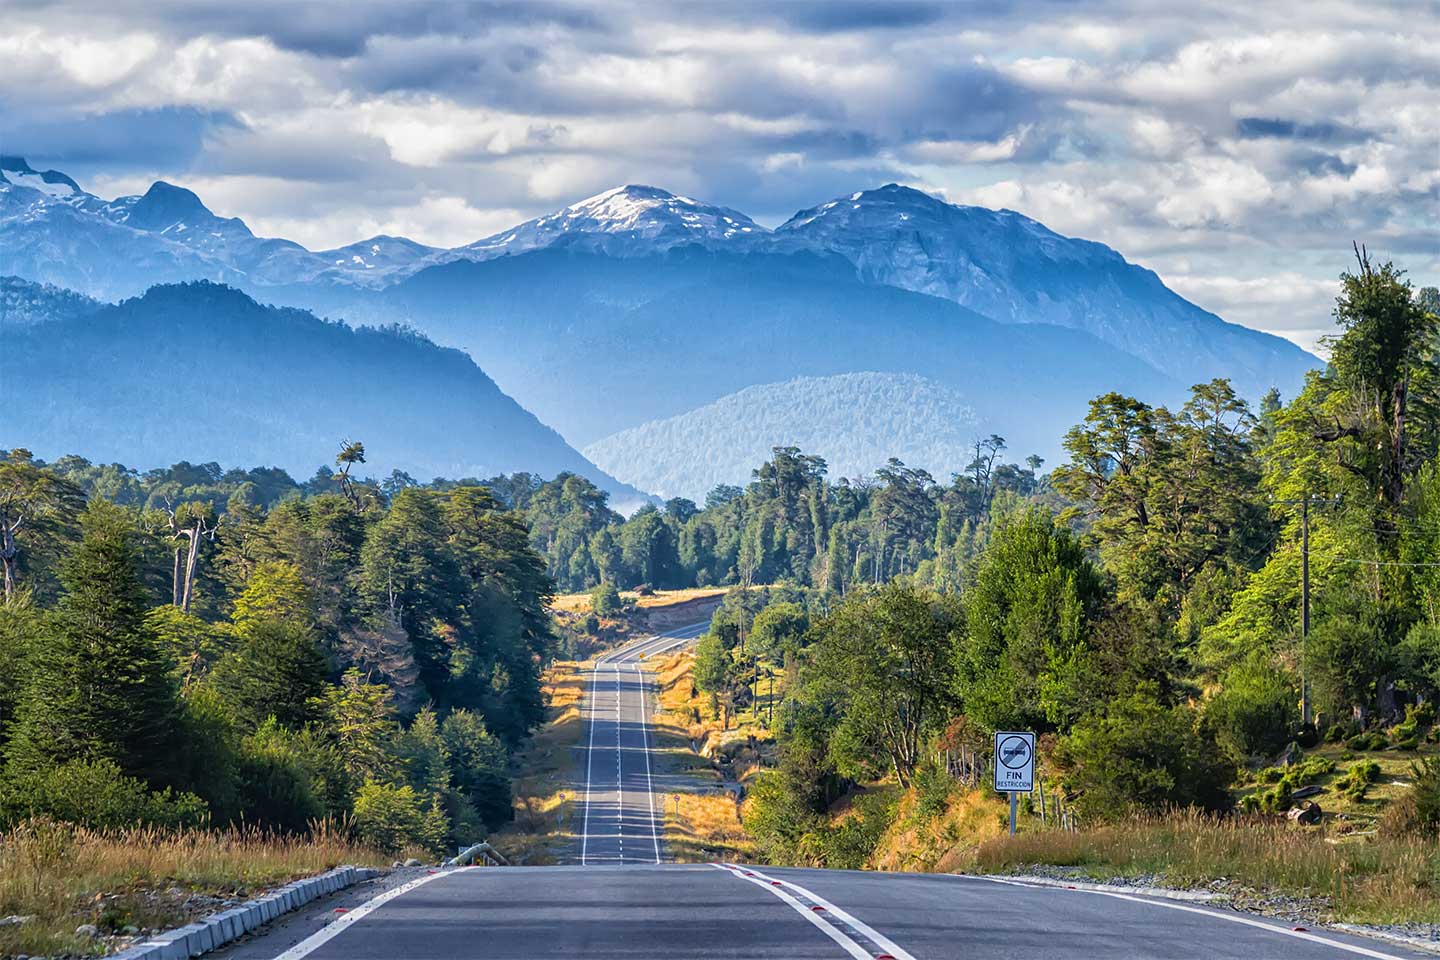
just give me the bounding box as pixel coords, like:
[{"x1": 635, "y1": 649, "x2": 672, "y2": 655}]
[{"x1": 1, "y1": 0, "x2": 1436, "y2": 354}]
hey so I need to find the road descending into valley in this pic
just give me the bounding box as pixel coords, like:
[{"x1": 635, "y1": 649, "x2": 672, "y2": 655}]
[{"x1": 212, "y1": 622, "x2": 1427, "y2": 960}]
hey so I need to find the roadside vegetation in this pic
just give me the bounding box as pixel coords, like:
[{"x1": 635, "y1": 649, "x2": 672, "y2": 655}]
[{"x1": 0, "y1": 819, "x2": 391, "y2": 958}]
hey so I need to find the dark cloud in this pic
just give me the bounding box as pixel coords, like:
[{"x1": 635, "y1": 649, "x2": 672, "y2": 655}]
[
  {"x1": 0, "y1": 107, "x2": 243, "y2": 174},
  {"x1": 1236, "y1": 117, "x2": 1368, "y2": 143}
]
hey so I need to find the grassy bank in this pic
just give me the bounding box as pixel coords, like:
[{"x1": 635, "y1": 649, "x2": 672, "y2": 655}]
[
  {"x1": 651, "y1": 649, "x2": 757, "y2": 862},
  {"x1": 0, "y1": 819, "x2": 388, "y2": 958},
  {"x1": 965, "y1": 809, "x2": 1440, "y2": 924},
  {"x1": 489, "y1": 659, "x2": 588, "y2": 865}
]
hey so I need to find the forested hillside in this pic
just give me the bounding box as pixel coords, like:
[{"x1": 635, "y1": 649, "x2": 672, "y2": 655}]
[
  {"x1": 0, "y1": 279, "x2": 648, "y2": 508},
  {"x1": 583, "y1": 372, "x2": 982, "y2": 501},
  {"x1": 0, "y1": 452, "x2": 552, "y2": 853}
]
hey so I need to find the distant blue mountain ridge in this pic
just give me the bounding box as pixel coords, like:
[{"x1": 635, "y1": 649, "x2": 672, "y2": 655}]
[{"x1": 0, "y1": 156, "x2": 1320, "y2": 496}]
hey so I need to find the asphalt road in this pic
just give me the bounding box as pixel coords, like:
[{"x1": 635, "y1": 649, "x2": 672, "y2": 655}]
[
  {"x1": 214, "y1": 862, "x2": 1429, "y2": 960},
  {"x1": 578, "y1": 620, "x2": 712, "y2": 865},
  {"x1": 210, "y1": 618, "x2": 1427, "y2": 959}
]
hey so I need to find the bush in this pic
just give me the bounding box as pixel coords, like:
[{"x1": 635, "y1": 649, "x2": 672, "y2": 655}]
[
  {"x1": 590, "y1": 583, "x2": 625, "y2": 617},
  {"x1": 1344, "y1": 731, "x2": 1387, "y2": 752},
  {"x1": 1205, "y1": 656, "x2": 1296, "y2": 759},
  {"x1": 1055, "y1": 687, "x2": 1234, "y2": 820},
  {"x1": 235, "y1": 721, "x2": 325, "y2": 833},
  {"x1": 1338, "y1": 760, "x2": 1382, "y2": 801},
  {"x1": 1380, "y1": 756, "x2": 1440, "y2": 838},
  {"x1": 353, "y1": 780, "x2": 447, "y2": 855},
  {"x1": 0, "y1": 759, "x2": 208, "y2": 830}
]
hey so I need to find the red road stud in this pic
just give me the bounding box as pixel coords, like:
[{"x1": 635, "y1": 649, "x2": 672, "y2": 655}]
[
  {"x1": 876, "y1": 955, "x2": 896, "y2": 959},
  {"x1": 770, "y1": 880, "x2": 782, "y2": 886},
  {"x1": 811, "y1": 905, "x2": 826, "y2": 912},
  {"x1": 333, "y1": 908, "x2": 349, "y2": 914},
  {"x1": 1292, "y1": 927, "x2": 1308, "y2": 932}
]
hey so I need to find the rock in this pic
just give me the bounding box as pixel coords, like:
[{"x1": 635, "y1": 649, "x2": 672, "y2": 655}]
[
  {"x1": 1277, "y1": 741, "x2": 1302, "y2": 767},
  {"x1": 393, "y1": 860, "x2": 404, "y2": 868},
  {"x1": 1287, "y1": 800, "x2": 1323, "y2": 825},
  {"x1": 0, "y1": 915, "x2": 36, "y2": 927},
  {"x1": 403, "y1": 858, "x2": 423, "y2": 867},
  {"x1": 1291, "y1": 784, "x2": 1324, "y2": 799},
  {"x1": 122, "y1": 924, "x2": 141, "y2": 935},
  {"x1": 75, "y1": 923, "x2": 101, "y2": 938}
]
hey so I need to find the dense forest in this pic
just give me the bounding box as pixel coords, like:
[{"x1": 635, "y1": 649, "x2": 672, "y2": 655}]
[
  {"x1": 0, "y1": 447, "x2": 551, "y2": 853},
  {"x1": 1, "y1": 253, "x2": 1434, "y2": 860}
]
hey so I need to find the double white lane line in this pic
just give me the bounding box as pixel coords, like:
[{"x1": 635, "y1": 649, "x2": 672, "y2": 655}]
[{"x1": 714, "y1": 864, "x2": 918, "y2": 960}]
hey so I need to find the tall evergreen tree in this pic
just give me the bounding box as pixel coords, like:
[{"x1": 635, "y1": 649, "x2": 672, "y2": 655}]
[{"x1": 5, "y1": 501, "x2": 179, "y2": 784}]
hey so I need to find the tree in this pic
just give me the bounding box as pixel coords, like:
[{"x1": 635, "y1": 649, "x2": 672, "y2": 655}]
[
  {"x1": 211, "y1": 618, "x2": 329, "y2": 730},
  {"x1": 441, "y1": 709, "x2": 512, "y2": 829},
  {"x1": 809, "y1": 582, "x2": 960, "y2": 787},
  {"x1": 0, "y1": 451, "x2": 85, "y2": 603},
  {"x1": 955, "y1": 509, "x2": 1105, "y2": 732},
  {"x1": 5, "y1": 501, "x2": 180, "y2": 785},
  {"x1": 162, "y1": 499, "x2": 219, "y2": 612},
  {"x1": 335, "y1": 441, "x2": 368, "y2": 511},
  {"x1": 749, "y1": 601, "x2": 808, "y2": 660}
]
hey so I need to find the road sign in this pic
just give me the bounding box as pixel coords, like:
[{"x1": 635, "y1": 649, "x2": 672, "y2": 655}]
[{"x1": 993, "y1": 731, "x2": 1035, "y2": 793}]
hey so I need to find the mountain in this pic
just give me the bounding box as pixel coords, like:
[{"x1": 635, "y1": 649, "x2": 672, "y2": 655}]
[
  {"x1": 582, "y1": 372, "x2": 980, "y2": 501},
  {"x1": 0, "y1": 158, "x2": 435, "y2": 299},
  {"x1": 0, "y1": 274, "x2": 102, "y2": 328},
  {"x1": 772, "y1": 184, "x2": 1313, "y2": 395},
  {"x1": 0, "y1": 279, "x2": 649, "y2": 508},
  {"x1": 301, "y1": 246, "x2": 1182, "y2": 467},
  {"x1": 423, "y1": 185, "x2": 767, "y2": 270}
]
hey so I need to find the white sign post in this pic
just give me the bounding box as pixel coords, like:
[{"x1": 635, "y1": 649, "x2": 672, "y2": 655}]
[{"x1": 993, "y1": 731, "x2": 1035, "y2": 836}]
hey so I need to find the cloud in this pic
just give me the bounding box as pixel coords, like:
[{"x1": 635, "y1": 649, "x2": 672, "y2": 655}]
[{"x1": 0, "y1": 0, "x2": 1432, "y2": 344}]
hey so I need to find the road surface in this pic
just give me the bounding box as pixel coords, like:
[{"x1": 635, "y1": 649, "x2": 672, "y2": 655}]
[
  {"x1": 215, "y1": 862, "x2": 1427, "y2": 960},
  {"x1": 210, "y1": 620, "x2": 1427, "y2": 959},
  {"x1": 578, "y1": 620, "x2": 711, "y2": 865}
]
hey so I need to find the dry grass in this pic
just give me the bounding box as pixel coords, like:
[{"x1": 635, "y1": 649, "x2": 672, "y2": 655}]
[
  {"x1": 0, "y1": 819, "x2": 388, "y2": 958},
  {"x1": 664, "y1": 791, "x2": 754, "y2": 863},
  {"x1": 962, "y1": 809, "x2": 1440, "y2": 923},
  {"x1": 871, "y1": 786, "x2": 1007, "y2": 873},
  {"x1": 489, "y1": 659, "x2": 588, "y2": 865},
  {"x1": 549, "y1": 588, "x2": 729, "y2": 614}
]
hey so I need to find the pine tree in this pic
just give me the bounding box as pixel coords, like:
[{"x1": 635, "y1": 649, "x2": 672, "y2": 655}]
[{"x1": 5, "y1": 501, "x2": 179, "y2": 784}]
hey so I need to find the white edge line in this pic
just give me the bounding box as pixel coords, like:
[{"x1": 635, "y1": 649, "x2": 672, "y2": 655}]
[
  {"x1": 635, "y1": 661, "x2": 662, "y2": 864},
  {"x1": 710, "y1": 865, "x2": 873, "y2": 960},
  {"x1": 958, "y1": 876, "x2": 1412, "y2": 960},
  {"x1": 580, "y1": 662, "x2": 600, "y2": 866},
  {"x1": 271, "y1": 869, "x2": 453, "y2": 960},
  {"x1": 740, "y1": 865, "x2": 920, "y2": 960}
]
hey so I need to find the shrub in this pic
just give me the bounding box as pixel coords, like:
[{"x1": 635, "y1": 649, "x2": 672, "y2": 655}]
[
  {"x1": 1344, "y1": 731, "x2": 1387, "y2": 752},
  {"x1": 0, "y1": 759, "x2": 207, "y2": 830},
  {"x1": 590, "y1": 583, "x2": 624, "y2": 617},
  {"x1": 1204, "y1": 655, "x2": 1294, "y2": 757},
  {"x1": 235, "y1": 721, "x2": 325, "y2": 833},
  {"x1": 353, "y1": 780, "x2": 446, "y2": 855},
  {"x1": 1380, "y1": 756, "x2": 1440, "y2": 838},
  {"x1": 1338, "y1": 760, "x2": 1382, "y2": 801},
  {"x1": 1255, "y1": 766, "x2": 1285, "y2": 785},
  {"x1": 1055, "y1": 687, "x2": 1234, "y2": 820}
]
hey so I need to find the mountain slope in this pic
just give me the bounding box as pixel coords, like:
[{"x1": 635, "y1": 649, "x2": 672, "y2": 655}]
[
  {"x1": 294, "y1": 247, "x2": 1184, "y2": 470},
  {"x1": 773, "y1": 184, "x2": 1315, "y2": 396},
  {"x1": 0, "y1": 280, "x2": 648, "y2": 506},
  {"x1": 582, "y1": 372, "x2": 980, "y2": 500}
]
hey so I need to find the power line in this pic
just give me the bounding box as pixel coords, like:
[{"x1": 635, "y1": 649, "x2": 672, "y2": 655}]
[{"x1": 1329, "y1": 556, "x2": 1440, "y2": 568}]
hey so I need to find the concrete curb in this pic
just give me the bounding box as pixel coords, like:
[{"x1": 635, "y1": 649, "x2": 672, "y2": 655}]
[
  {"x1": 109, "y1": 865, "x2": 382, "y2": 960},
  {"x1": 979, "y1": 874, "x2": 1224, "y2": 902},
  {"x1": 1335, "y1": 924, "x2": 1440, "y2": 955}
]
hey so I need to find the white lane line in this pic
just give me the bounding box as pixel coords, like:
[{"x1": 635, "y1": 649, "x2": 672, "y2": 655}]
[
  {"x1": 580, "y1": 661, "x2": 601, "y2": 866},
  {"x1": 962, "y1": 876, "x2": 1411, "y2": 960},
  {"x1": 737, "y1": 865, "x2": 920, "y2": 960},
  {"x1": 614, "y1": 665, "x2": 625, "y2": 862},
  {"x1": 711, "y1": 865, "x2": 874, "y2": 960},
  {"x1": 270, "y1": 870, "x2": 454, "y2": 960},
  {"x1": 635, "y1": 662, "x2": 662, "y2": 864}
]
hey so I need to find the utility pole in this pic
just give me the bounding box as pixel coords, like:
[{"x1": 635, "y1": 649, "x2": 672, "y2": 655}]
[
  {"x1": 1278, "y1": 495, "x2": 1339, "y2": 728},
  {"x1": 1301, "y1": 498, "x2": 1311, "y2": 727}
]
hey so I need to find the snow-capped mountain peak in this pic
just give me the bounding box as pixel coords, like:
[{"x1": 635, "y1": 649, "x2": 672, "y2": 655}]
[
  {"x1": 445, "y1": 183, "x2": 769, "y2": 263},
  {"x1": 0, "y1": 155, "x2": 83, "y2": 198}
]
